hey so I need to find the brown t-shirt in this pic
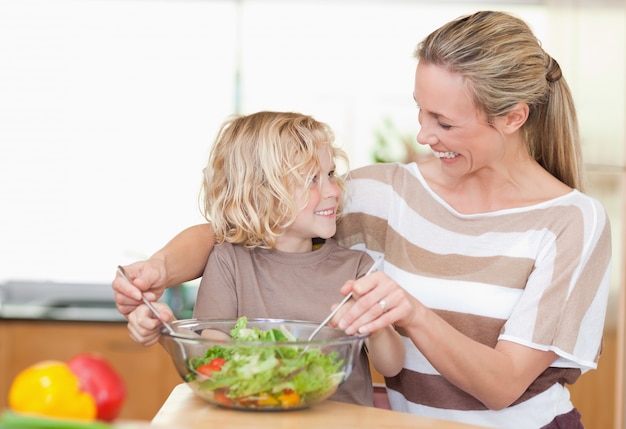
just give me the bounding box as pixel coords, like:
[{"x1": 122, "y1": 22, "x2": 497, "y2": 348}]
[{"x1": 194, "y1": 237, "x2": 375, "y2": 406}]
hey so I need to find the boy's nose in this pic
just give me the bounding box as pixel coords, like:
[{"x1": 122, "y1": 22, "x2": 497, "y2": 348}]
[{"x1": 322, "y1": 180, "x2": 341, "y2": 198}]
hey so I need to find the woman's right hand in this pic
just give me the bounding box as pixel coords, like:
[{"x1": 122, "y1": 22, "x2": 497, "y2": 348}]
[
  {"x1": 113, "y1": 259, "x2": 168, "y2": 318},
  {"x1": 337, "y1": 271, "x2": 418, "y2": 335},
  {"x1": 127, "y1": 302, "x2": 175, "y2": 347}
]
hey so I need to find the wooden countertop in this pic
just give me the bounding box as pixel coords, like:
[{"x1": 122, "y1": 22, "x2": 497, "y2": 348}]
[{"x1": 151, "y1": 384, "x2": 487, "y2": 429}]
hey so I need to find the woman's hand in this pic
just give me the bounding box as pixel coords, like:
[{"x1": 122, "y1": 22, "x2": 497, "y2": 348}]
[
  {"x1": 113, "y1": 224, "x2": 216, "y2": 318},
  {"x1": 112, "y1": 259, "x2": 168, "y2": 318},
  {"x1": 127, "y1": 302, "x2": 175, "y2": 347},
  {"x1": 326, "y1": 272, "x2": 407, "y2": 377},
  {"x1": 336, "y1": 271, "x2": 417, "y2": 335}
]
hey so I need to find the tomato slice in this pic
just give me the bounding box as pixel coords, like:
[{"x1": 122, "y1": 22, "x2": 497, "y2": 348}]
[
  {"x1": 196, "y1": 358, "x2": 226, "y2": 377},
  {"x1": 213, "y1": 390, "x2": 233, "y2": 407}
]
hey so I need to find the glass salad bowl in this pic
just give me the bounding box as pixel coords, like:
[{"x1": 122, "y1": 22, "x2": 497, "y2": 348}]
[{"x1": 159, "y1": 317, "x2": 368, "y2": 411}]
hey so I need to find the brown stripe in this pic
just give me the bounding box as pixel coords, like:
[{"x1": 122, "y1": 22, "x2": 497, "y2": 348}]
[
  {"x1": 338, "y1": 212, "x2": 534, "y2": 290},
  {"x1": 386, "y1": 368, "x2": 486, "y2": 410},
  {"x1": 513, "y1": 367, "x2": 581, "y2": 406},
  {"x1": 396, "y1": 310, "x2": 504, "y2": 347},
  {"x1": 385, "y1": 364, "x2": 581, "y2": 410},
  {"x1": 439, "y1": 309, "x2": 504, "y2": 346},
  {"x1": 532, "y1": 208, "x2": 584, "y2": 348},
  {"x1": 336, "y1": 214, "x2": 387, "y2": 254},
  {"x1": 535, "y1": 217, "x2": 611, "y2": 354}
]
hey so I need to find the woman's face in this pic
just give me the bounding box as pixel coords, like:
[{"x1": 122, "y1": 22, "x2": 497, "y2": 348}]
[{"x1": 413, "y1": 62, "x2": 507, "y2": 178}]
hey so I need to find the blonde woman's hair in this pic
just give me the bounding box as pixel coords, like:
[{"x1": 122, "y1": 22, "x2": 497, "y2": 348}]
[
  {"x1": 200, "y1": 111, "x2": 348, "y2": 249},
  {"x1": 415, "y1": 10, "x2": 584, "y2": 190}
]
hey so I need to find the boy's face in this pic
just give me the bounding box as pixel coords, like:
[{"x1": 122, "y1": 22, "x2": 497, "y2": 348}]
[{"x1": 277, "y1": 148, "x2": 341, "y2": 253}]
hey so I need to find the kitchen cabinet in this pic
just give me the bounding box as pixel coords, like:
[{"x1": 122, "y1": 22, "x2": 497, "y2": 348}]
[
  {"x1": 0, "y1": 320, "x2": 182, "y2": 421},
  {"x1": 617, "y1": 276, "x2": 625, "y2": 429},
  {"x1": 570, "y1": 168, "x2": 625, "y2": 429},
  {"x1": 568, "y1": 328, "x2": 619, "y2": 429}
]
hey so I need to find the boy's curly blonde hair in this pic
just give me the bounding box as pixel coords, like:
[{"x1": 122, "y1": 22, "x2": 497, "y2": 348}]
[{"x1": 200, "y1": 111, "x2": 349, "y2": 249}]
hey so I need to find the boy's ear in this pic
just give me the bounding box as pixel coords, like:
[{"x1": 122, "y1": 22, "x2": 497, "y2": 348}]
[{"x1": 503, "y1": 102, "x2": 529, "y2": 133}]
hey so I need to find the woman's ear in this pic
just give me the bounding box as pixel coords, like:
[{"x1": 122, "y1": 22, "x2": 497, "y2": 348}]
[{"x1": 503, "y1": 102, "x2": 529, "y2": 133}]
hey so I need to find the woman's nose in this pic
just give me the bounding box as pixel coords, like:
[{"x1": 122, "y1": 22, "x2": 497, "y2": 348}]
[{"x1": 416, "y1": 121, "x2": 439, "y2": 147}]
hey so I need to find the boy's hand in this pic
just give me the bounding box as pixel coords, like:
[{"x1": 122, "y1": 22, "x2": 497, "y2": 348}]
[{"x1": 127, "y1": 302, "x2": 175, "y2": 347}]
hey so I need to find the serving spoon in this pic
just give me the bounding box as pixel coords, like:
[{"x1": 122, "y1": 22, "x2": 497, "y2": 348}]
[{"x1": 306, "y1": 256, "x2": 383, "y2": 342}]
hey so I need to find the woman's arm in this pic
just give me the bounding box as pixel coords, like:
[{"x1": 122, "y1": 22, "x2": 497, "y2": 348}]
[
  {"x1": 399, "y1": 301, "x2": 557, "y2": 410},
  {"x1": 338, "y1": 272, "x2": 558, "y2": 410},
  {"x1": 113, "y1": 223, "x2": 215, "y2": 317},
  {"x1": 155, "y1": 224, "x2": 215, "y2": 287}
]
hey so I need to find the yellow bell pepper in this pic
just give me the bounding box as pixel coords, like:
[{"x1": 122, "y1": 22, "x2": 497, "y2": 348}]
[
  {"x1": 9, "y1": 360, "x2": 97, "y2": 421},
  {"x1": 256, "y1": 392, "x2": 279, "y2": 406},
  {"x1": 277, "y1": 390, "x2": 301, "y2": 408}
]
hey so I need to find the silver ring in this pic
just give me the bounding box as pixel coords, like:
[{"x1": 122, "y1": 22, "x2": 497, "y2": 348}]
[{"x1": 378, "y1": 299, "x2": 388, "y2": 313}]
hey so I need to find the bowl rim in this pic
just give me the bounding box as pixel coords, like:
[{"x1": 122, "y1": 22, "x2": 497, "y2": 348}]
[{"x1": 159, "y1": 317, "x2": 370, "y2": 345}]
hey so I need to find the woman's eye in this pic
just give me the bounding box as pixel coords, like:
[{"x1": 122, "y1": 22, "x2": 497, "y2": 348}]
[
  {"x1": 439, "y1": 122, "x2": 453, "y2": 130},
  {"x1": 309, "y1": 175, "x2": 319, "y2": 184},
  {"x1": 328, "y1": 170, "x2": 336, "y2": 179}
]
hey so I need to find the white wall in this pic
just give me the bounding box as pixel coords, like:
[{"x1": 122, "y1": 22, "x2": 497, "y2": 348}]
[
  {"x1": 0, "y1": 0, "x2": 623, "y2": 284},
  {"x1": 1, "y1": 0, "x2": 237, "y2": 282}
]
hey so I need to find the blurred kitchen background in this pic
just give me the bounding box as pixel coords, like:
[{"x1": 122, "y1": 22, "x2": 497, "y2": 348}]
[{"x1": 0, "y1": 0, "x2": 624, "y2": 427}]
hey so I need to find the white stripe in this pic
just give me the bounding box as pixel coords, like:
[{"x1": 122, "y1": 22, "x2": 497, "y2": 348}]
[
  {"x1": 386, "y1": 263, "x2": 522, "y2": 319},
  {"x1": 498, "y1": 334, "x2": 595, "y2": 370},
  {"x1": 402, "y1": 336, "x2": 437, "y2": 375}
]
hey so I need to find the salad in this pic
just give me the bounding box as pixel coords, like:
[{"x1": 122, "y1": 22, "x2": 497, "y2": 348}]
[{"x1": 187, "y1": 317, "x2": 345, "y2": 410}]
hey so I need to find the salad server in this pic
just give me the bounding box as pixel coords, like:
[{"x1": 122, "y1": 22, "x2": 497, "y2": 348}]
[{"x1": 307, "y1": 256, "x2": 383, "y2": 342}]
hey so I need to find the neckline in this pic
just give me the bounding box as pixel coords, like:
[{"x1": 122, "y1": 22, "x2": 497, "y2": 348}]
[
  {"x1": 409, "y1": 162, "x2": 578, "y2": 217},
  {"x1": 257, "y1": 237, "x2": 337, "y2": 265}
]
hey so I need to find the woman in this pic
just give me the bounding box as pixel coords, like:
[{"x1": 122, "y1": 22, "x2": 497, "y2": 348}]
[{"x1": 113, "y1": 11, "x2": 611, "y2": 429}]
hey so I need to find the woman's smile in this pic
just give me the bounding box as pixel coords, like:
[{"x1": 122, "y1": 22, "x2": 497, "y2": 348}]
[{"x1": 433, "y1": 150, "x2": 460, "y2": 159}]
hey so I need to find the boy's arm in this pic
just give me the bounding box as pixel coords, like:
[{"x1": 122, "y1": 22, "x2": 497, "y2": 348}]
[{"x1": 366, "y1": 325, "x2": 405, "y2": 377}]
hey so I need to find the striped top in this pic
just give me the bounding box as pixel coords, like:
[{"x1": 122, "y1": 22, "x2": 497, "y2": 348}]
[{"x1": 335, "y1": 162, "x2": 612, "y2": 429}]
